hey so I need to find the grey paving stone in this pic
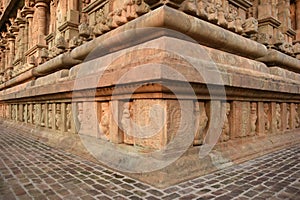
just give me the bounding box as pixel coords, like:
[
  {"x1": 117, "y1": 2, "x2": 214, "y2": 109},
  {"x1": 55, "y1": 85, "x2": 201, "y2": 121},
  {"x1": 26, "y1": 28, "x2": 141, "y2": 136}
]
[{"x1": 0, "y1": 124, "x2": 299, "y2": 200}]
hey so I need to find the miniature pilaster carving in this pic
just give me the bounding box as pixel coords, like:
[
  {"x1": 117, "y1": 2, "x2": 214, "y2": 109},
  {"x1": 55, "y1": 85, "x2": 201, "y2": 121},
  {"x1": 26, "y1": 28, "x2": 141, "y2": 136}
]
[
  {"x1": 41, "y1": 104, "x2": 46, "y2": 127},
  {"x1": 286, "y1": 104, "x2": 290, "y2": 130},
  {"x1": 264, "y1": 103, "x2": 270, "y2": 133},
  {"x1": 48, "y1": 104, "x2": 53, "y2": 129},
  {"x1": 274, "y1": 103, "x2": 281, "y2": 132},
  {"x1": 66, "y1": 104, "x2": 72, "y2": 132}
]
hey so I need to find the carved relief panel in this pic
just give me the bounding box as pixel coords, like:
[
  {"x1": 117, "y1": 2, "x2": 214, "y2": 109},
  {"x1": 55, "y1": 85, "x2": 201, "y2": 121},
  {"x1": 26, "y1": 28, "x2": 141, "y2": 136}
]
[
  {"x1": 41, "y1": 104, "x2": 46, "y2": 127},
  {"x1": 78, "y1": 102, "x2": 98, "y2": 137},
  {"x1": 130, "y1": 99, "x2": 166, "y2": 150}
]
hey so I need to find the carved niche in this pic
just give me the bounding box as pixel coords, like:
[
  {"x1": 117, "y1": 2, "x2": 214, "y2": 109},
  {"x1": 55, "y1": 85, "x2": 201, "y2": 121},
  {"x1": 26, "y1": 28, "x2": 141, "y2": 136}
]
[
  {"x1": 40, "y1": 104, "x2": 46, "y2": 127},
  {"x1": 250, "y1": 102, "x2": 258, "y2": 136},
  {"x1": 194, "y1": 101, "x2": 208, "y2": 145},
  {"x1": 98, "y1": 102, "x2": 110, "y2": 140},
  {"x1": 77, "y1": 102, "x2": 83, "y2": 126},
  {"x1": 220, "y1": 102, "x2": 230, "y2": 142},
  {"x1": 66, "y1": 104, "x2": 72, "y2": 132},
  {"x1": 23, "y1": 104, "x2": 27, "y2": 123},
  {"x1": 295, "y1": 104, "x2": 300, "y2": 129},
  {"x1": 55, "y1": 104, "x2": 61, "y2": 130},
  {"x1": 11, "y1": 104, "x2": 16, "y2": 121}
]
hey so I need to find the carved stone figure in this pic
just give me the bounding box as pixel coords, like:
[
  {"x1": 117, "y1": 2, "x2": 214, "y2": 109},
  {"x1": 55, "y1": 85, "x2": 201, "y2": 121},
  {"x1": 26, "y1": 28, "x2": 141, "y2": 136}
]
[
  {"x1": 250, "y1": 102, "x2": 257, "y2": 136},
  {"x1": 99, "y1": 102, "x2": 110, "y2": 140},
  {"x1": 215, "y1": 0, "x2": 227, "y2": 28},
  {"x1": 264, "y1": 103, "x2": 270, "y2": 133},
  {"x1": 279, "y1": 42, "x2": 294, "y2": 55},
  {"x1": 257, "y1": 33, "x2": 272, "y2": 45},
  {"x1": 235, "y1": 17, "x2": 243, "y2": 34},
  {"x1": 78, "y1": 22, "x2": 91, "y2": 39},
  {"x1": 227, "y1": 6, "x2": 237, "y2": 32},
  {"x1": 93, "y1": 9, "x2": 110, "y2": 36},
  {"x1": 273, "y1": 31, "x2": 285, "y2": 47},
  {"x1": 77, "y1": 102, "x2": 83, "y2": 125},
  {"x1": 206, "y1": 0, "x2": 218, "y2": 23},
  {"x1": 121, "y1": 102, "x2": 133, "y2": 144},
  {"x1": 124, "y1": 0, "x2": 150, "y2": 21},
  {"x1": 69, "y1": 36, "x2": 83, "y2": 49},
  {"x1": 220, "y1": 103, "x2": 230, "y2": 142},
  {"x1": 180, "y1": 0, "x2": 198, "y2": 16},
  {"x1": 194, "y1": 102, "x2": 208, "y2": 145},
  {"x1": 197, "y1": 0, "x2": 208, "y2": 19},
  {"x1": 55, "y1": 35, "x2": 67, "y2": 50},
  {"x1": 121, "y1": 102, "x2": 131, "y2": 134}
]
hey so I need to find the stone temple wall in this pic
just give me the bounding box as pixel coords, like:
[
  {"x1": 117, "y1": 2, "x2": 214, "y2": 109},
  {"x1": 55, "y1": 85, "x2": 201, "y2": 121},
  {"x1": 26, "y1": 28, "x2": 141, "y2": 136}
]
[{"x1": 0, "y1": 0, "x2": 300, "y2": 187}]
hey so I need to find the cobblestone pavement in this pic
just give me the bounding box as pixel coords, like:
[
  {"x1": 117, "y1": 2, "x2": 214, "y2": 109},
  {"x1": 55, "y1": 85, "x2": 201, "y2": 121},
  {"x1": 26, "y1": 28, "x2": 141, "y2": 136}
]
[{"x1": 0, "y1": 123, "x2": 299, "y2": 200}]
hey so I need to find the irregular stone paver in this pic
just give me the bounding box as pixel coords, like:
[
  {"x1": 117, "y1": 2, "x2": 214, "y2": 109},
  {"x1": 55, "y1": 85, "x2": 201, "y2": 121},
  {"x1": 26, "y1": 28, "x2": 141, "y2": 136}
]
[{"x1": 0, "y1": 123, "x2": 300, "y2": 200}]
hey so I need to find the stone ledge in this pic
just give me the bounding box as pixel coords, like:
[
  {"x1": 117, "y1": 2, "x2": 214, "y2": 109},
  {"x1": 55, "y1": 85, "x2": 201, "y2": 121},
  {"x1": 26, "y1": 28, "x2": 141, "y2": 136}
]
[{"x1": 1, "y1": 37, "x2": 300, "y2": 102}]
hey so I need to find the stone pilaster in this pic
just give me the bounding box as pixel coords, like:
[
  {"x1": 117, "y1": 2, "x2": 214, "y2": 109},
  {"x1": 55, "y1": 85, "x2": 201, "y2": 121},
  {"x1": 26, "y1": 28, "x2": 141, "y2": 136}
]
[
  {"x1": 23, "y1": 7, "x2": 34, "y2": 50},
  {"x1": 35, "y1": 1, "x2": 48, "y2": 46},
  {"x1": 109, "y1": 100, "x2": 123, "y2": 144},
  {"x1": 280, "y1": 103, "x2": 287, "y2": 131},
  {"x1": 6, "y1": 32, "x2": 15, "y2": 69},
  {"x1": 15, "y1": 10, "x2": 26, "y2": 65},
  {"x1": 296, "y1": 0, "x2": 300, "y2": 40}
]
